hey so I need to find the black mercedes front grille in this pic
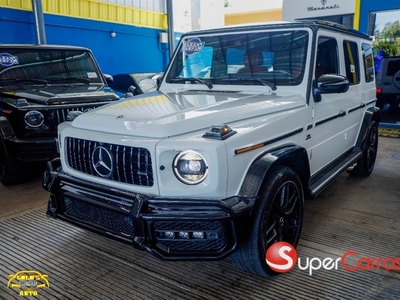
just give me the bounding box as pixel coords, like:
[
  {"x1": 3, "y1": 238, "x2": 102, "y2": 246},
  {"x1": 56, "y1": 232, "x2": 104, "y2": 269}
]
[
  {"x1": 66, "y1": 137, "x2": 154, "y2": 186},
  {"x1": 63, "y1": 196, "x2": 134, "y2": 237},
  {"x1": 52, "y1": 105, "x2": 102, "y2": 126}
]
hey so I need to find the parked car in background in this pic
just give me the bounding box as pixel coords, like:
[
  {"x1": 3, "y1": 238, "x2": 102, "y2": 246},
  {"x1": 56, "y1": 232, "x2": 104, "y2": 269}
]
[
  {"x1": 0, "y1": 44, "x2": 119, "y2": 185},
  {"x1": 43, "y1": 20, "x2": 379, "y2": 278},
  {"x1": 108, "y1": 72, "x2": 163, "y2": 97},
  {"x1": 375, "y1": 56, "x2": 400, "y2": 120}
]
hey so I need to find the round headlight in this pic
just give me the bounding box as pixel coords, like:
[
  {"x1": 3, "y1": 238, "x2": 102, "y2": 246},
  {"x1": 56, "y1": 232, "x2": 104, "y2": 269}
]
[
  {"x1": 173, "y1": 150, "x2": 209, "y2": 185},
  {"x1": 24, "y1": 111, "x2": 44, "y2": 128}
]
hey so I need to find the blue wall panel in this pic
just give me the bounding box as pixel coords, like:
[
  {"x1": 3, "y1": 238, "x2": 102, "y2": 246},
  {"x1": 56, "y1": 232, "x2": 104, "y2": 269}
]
[{"x1": 0, "y1": 8, "x2": 170, "y2": 75}]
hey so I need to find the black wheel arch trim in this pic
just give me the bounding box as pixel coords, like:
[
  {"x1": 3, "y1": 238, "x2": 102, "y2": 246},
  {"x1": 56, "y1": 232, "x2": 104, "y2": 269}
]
[
  {"x1": 355, "y1": 106, "x2": 380, "y2": 149},
  {"x1": 238, "y1": 145, "x2": 310, "y2": 200},
  {"x1": 0, "y1": 115, "x2": 15, "y2": 139}
]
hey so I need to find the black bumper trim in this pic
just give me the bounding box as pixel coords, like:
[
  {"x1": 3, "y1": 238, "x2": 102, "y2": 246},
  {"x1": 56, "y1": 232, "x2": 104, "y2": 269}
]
[{"x1": 44, "y1": 158, "x2": 256, "y2": 260}]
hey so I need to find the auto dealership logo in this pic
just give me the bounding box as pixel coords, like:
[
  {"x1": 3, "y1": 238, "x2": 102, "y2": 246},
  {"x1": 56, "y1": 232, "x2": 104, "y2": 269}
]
[
  {"x1": 0, "y1": 53, "x2": 19, "y2": 67},
  {"x1": 266, "y1": 242, "x2": 400, "y2": 275},
  {"x1": 7, "y1": 270, "x2": 50, "y2": 297},
  {"x1": 266, "y1": 242, "x2": 297, "y2": 272},
  {"x1": 182, "y1": 38, "x2": 205, "y2": 55}
]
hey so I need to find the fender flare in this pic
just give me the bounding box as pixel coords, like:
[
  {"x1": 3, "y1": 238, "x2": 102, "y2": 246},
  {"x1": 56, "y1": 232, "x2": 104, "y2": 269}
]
[
  {"x1": 0, "y1": 115, "x2": 15, "y2": 139},
  {"x1": 355, "y1": 106, "x2": 380, "y2": 150},
  {"x1": 238, "y1": 145, "x2": 310, "y2": 200}
]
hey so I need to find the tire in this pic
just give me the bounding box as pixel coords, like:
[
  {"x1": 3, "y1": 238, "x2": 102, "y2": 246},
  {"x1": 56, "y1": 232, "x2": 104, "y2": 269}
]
[
  {"x1": 0, "y1": 138, "x2": 21, "y2": 186},
  {"x1": 230, "y1": 165, "x2": 304, "y2": 277},
  {"x1": 348, "y1": 120, "x2": 378, "y2": 177}
]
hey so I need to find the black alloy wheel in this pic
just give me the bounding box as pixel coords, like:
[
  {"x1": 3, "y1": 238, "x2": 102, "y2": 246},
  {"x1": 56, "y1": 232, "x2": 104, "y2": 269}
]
[{"x1": 230, "y1": 165, "x2": 304, "y2": 277}]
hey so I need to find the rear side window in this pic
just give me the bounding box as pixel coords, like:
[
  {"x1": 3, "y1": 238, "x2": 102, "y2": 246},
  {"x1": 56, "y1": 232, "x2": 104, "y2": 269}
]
[
  {"x1": 386, "y1": 59, "x2": 400, "y2": 76},
  {"x1": 343, "y1": 40, "x2": 360, "y2": 84},
  {"x1": 362, "y1": 43, "x2": 374, "y2": 82}
]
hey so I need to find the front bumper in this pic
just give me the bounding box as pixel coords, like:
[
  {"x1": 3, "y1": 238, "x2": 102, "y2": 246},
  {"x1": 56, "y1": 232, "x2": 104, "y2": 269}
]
[
  {"x1": 5, "y1": 136, "x2": 58, "y2": 162},
  {"x1": 43, "y1": 158, "x2": 255, "y2": 260}
]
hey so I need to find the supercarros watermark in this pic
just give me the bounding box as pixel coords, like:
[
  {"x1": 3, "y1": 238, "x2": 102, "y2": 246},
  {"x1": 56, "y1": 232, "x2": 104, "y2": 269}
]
[
  {"x1": 7, "y1": 270, "x2": 50, "y2": 297},
  {"x1": 265, "y1": 241, "x2": 400, "y2": 275}
]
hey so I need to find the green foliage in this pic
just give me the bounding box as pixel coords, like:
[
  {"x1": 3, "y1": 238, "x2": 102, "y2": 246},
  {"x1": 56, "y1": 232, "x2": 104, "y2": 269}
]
[{"x1": 373, "y1": 20, "x2": 400, "y2": 56}]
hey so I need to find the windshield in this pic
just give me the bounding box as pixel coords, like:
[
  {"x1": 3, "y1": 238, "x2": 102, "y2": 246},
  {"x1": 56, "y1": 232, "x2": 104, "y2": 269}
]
[
  {"x1": 166, "y1": 29, "x2": 309, "y2": 87},
  {"x1": 0, "y1": 49, "x2": 104, "y2": 86}
]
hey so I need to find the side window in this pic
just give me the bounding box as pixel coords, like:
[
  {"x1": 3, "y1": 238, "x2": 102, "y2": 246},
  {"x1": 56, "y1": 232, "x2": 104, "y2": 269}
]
[
  {"x1": 362, "y1": 43, "x2": 374, "y2": 82},
  {"x1": 315, "y1": 37, "x2": 339, "y2": 79},
  {"x1": 343, "y1": 40, "x2": 360, "y2": 84}
]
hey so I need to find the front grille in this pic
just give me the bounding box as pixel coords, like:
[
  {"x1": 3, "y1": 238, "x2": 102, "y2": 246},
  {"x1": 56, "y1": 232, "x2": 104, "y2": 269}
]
[
  {"x1": 66, "y1": 137, "x2": 154, "y2": 186},
  {"x1": 154, "y1": 221, "x2": 226, "y2": 252},
  {"x1": 52, "y1": 105, "x2": 103, "y2": 125},
  {"x1": 63, "y1": 196, "x2": 134, "y2": 237}
]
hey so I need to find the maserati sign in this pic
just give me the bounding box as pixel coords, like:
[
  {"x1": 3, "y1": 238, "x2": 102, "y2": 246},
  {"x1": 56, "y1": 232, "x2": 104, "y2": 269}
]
[
  {"x1": 282, "y1": 0, "x2": 353, "y2": 21},
  {"x1": 307, "y1": 0, "x2": 340, "y2": 11}
]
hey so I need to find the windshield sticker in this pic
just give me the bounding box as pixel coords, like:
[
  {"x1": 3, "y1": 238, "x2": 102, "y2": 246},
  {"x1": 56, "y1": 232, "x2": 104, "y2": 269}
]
[
  {"x1": 182, "y1": 38, "x2": 205, "y2": 55},
  {"x1": 0, "y1": 53, "x2": 19, "y2": 67},
  {"x1": 87, "y1": 72, "x2": 98, "y2": 78}
]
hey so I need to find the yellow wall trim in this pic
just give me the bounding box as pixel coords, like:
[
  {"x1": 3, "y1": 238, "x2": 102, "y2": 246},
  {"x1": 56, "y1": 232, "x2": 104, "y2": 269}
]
[
  {"x1": 0, "y1": 0, "x2": 168, "y2": 30},
  {"x1": 225, "y1": 8, "x2": 282, "y2": 26}
]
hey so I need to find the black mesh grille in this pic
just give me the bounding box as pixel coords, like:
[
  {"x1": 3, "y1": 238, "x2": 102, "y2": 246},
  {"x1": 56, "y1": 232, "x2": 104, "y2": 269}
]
[
  {"x1": 66, "y1": 137, "x2": 154, "y2": 186},
  {"x1": 63, "y1": 196, "x2": 134, "y2": 237},
  {"x1": 154, "y1": 221, "x2": 226, "y2": 252}
]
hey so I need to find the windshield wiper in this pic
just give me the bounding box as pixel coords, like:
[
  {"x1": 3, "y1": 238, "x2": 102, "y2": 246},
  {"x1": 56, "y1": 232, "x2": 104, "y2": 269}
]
[
  {"x1": 48, "y1": 77, "x2": 91, "y2": 84},
  {"x1": 170, "y1": 77, "x2": 213, "y2": 90},
  {"x1": 0, "y1": 78, "x2": 48, "y2": 85},
  {"x1": 222, "y1": 77, "x2": 277, "y2": 91}
]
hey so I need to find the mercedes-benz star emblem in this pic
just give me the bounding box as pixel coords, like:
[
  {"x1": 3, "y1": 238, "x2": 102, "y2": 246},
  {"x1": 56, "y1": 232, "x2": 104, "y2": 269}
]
[{"x1": 92, "y1": 146, "x2": 113, "y2": 178}]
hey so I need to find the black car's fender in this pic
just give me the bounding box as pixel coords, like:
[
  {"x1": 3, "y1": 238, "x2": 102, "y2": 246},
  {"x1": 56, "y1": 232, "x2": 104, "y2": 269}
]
[{"x1": 0, "y1": 115, "x2": 15, "y2": 139}]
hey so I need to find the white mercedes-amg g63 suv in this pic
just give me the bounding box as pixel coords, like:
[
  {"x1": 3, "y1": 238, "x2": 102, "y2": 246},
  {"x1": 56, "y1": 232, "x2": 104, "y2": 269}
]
[{"x1": 43, "y1": 20, "x2": 379, "y2": 278}]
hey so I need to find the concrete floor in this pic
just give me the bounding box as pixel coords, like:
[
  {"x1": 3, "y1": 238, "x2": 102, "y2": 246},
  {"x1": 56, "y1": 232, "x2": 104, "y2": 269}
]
[{"x1": 0, "y1": 137, "x2": 399, "y2": 299}]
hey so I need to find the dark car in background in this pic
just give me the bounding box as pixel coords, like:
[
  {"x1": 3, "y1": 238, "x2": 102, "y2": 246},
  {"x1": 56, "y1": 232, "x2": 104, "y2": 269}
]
[
  {"x1": 0, "y1": 44, "x2": 119, "y2": 185},
  {"x1": 108, "y1": 72, "x2": 162, "y2": 97},
  {"x1": 375, "y1": 56, "x2": 400, "y2": 122}
]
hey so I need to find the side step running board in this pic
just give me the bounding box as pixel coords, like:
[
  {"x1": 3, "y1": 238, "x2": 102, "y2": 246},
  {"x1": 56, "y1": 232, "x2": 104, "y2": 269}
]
[{"x1": 309, "y1": 151, "x2": 362, "y2": 197}]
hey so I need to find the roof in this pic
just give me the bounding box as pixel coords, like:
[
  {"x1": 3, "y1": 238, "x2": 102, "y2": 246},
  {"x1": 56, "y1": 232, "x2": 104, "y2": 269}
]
[
  {"x1": 0, "y1": 44, "x2": 91, "y2": 51},
  {"x1": 184, "y1": 20, "x2": 371, "y2": 40}
]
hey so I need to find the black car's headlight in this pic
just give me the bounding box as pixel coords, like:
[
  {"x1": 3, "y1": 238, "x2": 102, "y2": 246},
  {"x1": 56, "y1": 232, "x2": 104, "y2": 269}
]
[
  {"x1": 24, "y1": 111, "x2": 44, "y2": 128},
  {"x1": 173, "y1": 150, "x2": 209, "y2": 185}
]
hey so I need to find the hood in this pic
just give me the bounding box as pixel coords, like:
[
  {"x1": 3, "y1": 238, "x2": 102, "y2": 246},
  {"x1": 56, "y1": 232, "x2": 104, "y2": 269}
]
[
  {"x1": 71, "y1": 90, "x2": 305, "y2": 138},
  {"x1": 1, "y1": 85, "x2": 119, "y2": 105}
]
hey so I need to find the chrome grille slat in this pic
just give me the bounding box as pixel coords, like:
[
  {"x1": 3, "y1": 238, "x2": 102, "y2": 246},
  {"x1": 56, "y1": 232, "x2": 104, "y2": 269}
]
[
  {"x1": 137, "y1": 148, "x2": 142, "y2": 186},
  {"x1": 66, "y1": 137, "x2": 153, "y2": 187}
]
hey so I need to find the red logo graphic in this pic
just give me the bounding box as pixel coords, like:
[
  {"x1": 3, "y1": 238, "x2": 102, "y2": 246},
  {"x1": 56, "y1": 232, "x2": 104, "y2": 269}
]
[{"x1": 265, "y1": 241, "x2": 297, "y2": 273}]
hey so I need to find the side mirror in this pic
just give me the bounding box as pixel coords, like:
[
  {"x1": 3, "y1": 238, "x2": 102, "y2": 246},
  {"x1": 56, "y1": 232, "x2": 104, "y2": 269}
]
[
  {"x1": 103, "y1": 74, "x2": 113, "y2": 86},
  {"x1": 313, "y1": 74, "x2": 349, "y2": 102}
]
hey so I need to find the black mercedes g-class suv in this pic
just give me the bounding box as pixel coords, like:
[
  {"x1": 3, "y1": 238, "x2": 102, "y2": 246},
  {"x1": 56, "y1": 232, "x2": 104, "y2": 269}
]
[{"x1": 0, "y1": 44, "x2": 119, "y2": 185}]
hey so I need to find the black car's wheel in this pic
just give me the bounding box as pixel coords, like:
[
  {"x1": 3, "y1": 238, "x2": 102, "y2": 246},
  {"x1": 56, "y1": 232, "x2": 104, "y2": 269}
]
[
  {"x1": 0, "y1": 138, "x2": 20, "y2": 186},
  {"x1": 230, "y1": 165, "x2": 304, "y2": 277},
  {"x1": 348, "y1": 120, "x2": 378, "y2": 177}
]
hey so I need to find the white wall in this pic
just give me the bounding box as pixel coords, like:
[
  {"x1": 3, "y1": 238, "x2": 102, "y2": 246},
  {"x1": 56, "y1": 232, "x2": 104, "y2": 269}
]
[{"x1": 282, "y1": 0, "x2": 355, "y2": 21}]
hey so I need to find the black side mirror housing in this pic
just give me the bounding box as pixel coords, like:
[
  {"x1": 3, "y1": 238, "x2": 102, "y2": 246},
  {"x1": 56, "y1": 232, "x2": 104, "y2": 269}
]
[
  {"x1": 104, "y1": 74, "x2": 113, "y2": 86},
  {"x1": 313, "y1": 74, "x2": 350, "y2": 102}
]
